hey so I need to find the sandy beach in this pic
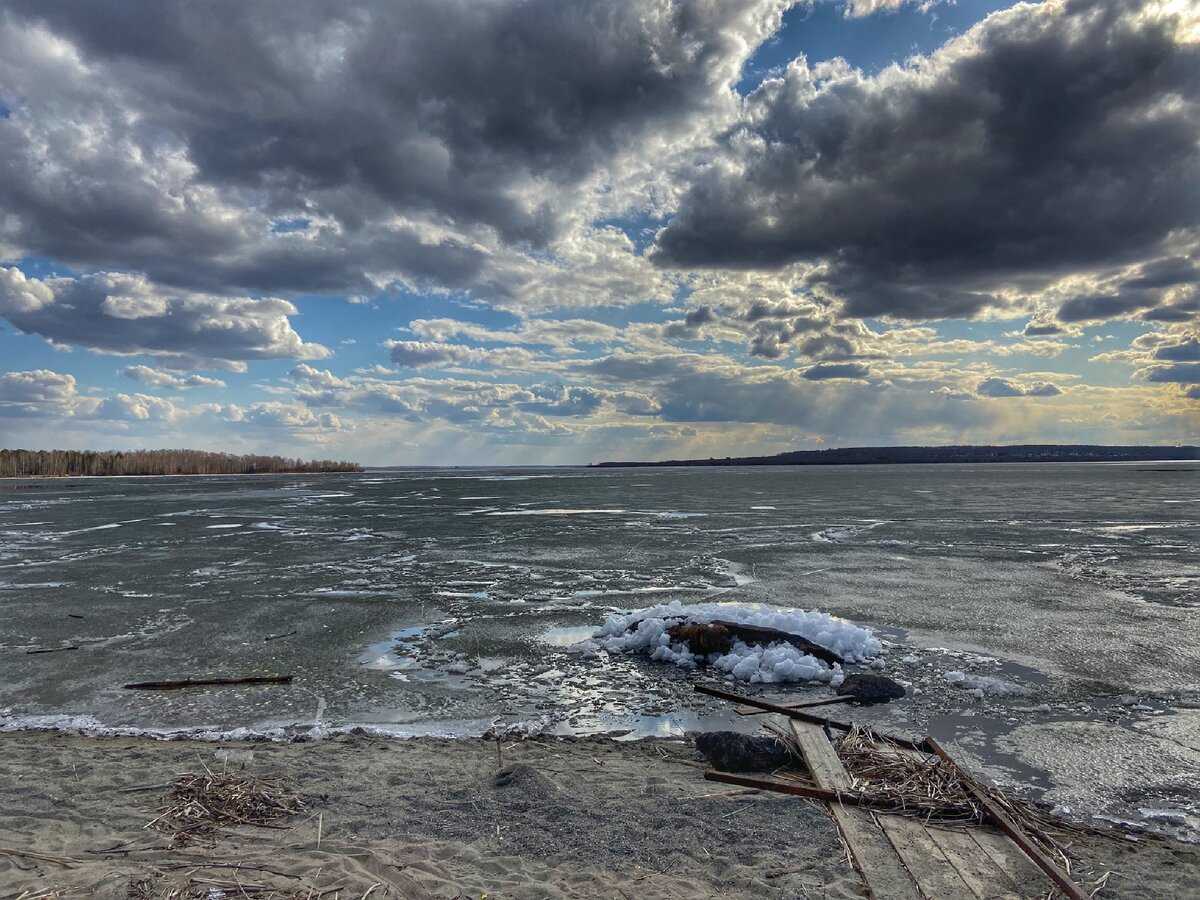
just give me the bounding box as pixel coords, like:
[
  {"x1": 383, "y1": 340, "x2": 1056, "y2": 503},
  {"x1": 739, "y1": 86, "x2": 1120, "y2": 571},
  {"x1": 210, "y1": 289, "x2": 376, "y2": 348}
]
[{"x1": 3, "y1": 730, "x2": 1199, "y2": 899}]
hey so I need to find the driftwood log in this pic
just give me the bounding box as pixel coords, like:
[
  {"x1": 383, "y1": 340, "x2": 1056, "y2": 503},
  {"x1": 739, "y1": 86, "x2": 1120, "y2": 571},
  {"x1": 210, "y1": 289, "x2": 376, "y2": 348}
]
[
  {"x1": 648, "y1": 617, "x2": 843, "y2": 666},
  {"x1": 123, "y1": 675, "x2": 293, "y2": 690}
]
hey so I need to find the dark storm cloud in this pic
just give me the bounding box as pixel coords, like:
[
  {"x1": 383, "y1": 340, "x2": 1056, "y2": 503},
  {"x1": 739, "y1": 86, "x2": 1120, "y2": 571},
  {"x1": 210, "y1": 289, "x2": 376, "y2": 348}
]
[
  {"x1": 1155, "y1": 339, "x2": 1200, "y2": 362},
  {"x1": 0, "y1": 0, "x2": 786, "y2": 295},
  {"x1": 1023, "y1": 321, "x2": 1066, "y2": 337},
  {"x1": 1057, "y1": 291, "x2": 1160, "y2": 323},
  {"x1": 976, "y1": 377, "x2": 1062, "y2": 398},
  {"x1": 1142, "y1": 304, "x2": 1199, "y2": 323},
  {"x1": 803, "y1": 362, "x2": 869, "y2": 380},
  {"x1": 1146, "y1": 363, "x2": 1200, "y2": 383},
  {"x1": 653, "y1": 0, "x2": 1200, "y2": 320},
  {"x1": 663, "y1": 305, "x2": 719, "y2": 338}
]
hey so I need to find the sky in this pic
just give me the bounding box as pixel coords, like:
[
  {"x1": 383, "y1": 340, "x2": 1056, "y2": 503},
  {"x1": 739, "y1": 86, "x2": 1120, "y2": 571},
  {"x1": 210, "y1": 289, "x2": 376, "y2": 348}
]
[{"x1": 0, "y1": 0, "x2": 1197, "y2": 465}]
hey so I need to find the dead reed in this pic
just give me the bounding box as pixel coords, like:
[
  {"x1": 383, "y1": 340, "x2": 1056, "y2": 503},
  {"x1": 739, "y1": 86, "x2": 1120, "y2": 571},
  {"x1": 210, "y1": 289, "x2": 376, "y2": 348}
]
[
  {"x1": 147, "y1": 765, "x2": 306, "y2": 843},
  {"x1": 127, "y1": 873, "x2": 361, "y2": 898}
]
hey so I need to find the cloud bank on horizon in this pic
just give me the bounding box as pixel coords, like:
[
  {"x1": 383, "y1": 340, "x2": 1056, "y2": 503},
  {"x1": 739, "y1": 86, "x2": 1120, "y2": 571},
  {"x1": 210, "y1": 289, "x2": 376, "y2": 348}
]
[{"x1": 0, "y1": 0, "x2": 1196, "y2": 464}]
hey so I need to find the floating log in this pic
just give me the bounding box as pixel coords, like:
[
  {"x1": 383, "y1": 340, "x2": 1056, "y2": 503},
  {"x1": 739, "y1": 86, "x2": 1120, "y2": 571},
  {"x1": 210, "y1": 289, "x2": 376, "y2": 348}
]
[
  {"x1": 123, "y1": 675, "x2": 293, "y2": 690},
  {"x1": 27, "y1": 645, "x2": 79, "y2": 655},
  {"x1": 694, "y1": 683, "x2": 924, "y2": 751},
  {"x1": 923, "y1": 736, "x2": 1086, "y2": 900},
  {"x1": 263, "y1": 630, "x2": 298, "y2": 642}
]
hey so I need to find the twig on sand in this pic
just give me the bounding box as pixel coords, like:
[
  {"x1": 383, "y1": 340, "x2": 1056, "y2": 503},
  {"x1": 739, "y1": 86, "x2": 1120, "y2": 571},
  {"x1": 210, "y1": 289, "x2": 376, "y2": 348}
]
[
  {"x1": 0, "y1": 846, "x2": 83, "y2": 867},
  {"x1": 120, "y1": 782, "x2": 177, "y2": 794}
]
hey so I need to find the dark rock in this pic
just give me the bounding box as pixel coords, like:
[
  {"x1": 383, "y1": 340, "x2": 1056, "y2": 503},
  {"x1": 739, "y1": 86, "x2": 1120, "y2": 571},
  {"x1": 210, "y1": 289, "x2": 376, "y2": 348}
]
[
  {"x1": 837, "y1": 674, "x2": 906, "y2": 704},
  {"x1": 694, "y1": 731, "x2": 792, "y2": 772}
]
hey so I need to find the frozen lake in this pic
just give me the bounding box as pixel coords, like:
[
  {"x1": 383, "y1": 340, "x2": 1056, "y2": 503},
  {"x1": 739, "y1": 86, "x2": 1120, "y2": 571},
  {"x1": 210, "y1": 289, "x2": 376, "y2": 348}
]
[{"x1": 2, "y1": 462, "x2": 1199, "y2": 839}]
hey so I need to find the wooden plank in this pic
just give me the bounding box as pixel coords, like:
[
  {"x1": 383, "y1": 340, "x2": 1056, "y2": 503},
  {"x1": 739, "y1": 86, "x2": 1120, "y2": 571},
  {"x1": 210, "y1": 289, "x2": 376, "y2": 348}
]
[
  {"x1": 928, "y1": 827, "x2": 1024, "y2": 899},
  {"x1": 793, "y1": 724, "x2": 975, "y2": 900},
  {"x1": 791, "y1": 722, "x2": 852, "y2": 789},
  {"x1": 789, "y1": 720, "x2": 923, "y2": 900},
  {"x1": 890, "y1": 745, "x2": 1047, "y2": 898},
  {"x1": 879, "y1": 817, "x2": 976, "y2": 900},
  {"x1": 924, "y1": 738, "x2": 1087, "y2": 900},
  {"x1": 970, "y1": 829, "x2": 1054, "y2": 898}
]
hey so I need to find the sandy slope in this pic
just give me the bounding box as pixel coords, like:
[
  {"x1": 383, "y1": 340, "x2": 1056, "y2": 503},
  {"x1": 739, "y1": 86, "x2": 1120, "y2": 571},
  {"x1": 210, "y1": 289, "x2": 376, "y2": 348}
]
[{"x1": 1, "y1": 730, "x2": 1197, "y2": 899}]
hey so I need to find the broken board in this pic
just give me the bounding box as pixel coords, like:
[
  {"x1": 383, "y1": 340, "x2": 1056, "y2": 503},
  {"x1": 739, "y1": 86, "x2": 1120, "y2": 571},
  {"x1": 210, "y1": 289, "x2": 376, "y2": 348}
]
[{"x1": 789, "y1": 720, "x2": 1051, "y2": 899}]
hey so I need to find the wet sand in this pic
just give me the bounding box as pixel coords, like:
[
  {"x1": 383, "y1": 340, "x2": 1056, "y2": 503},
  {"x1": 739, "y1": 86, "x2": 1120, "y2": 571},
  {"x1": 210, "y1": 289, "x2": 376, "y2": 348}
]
[{"x1": 3, "y1": 730, "x2": 1199, "y2": 899}]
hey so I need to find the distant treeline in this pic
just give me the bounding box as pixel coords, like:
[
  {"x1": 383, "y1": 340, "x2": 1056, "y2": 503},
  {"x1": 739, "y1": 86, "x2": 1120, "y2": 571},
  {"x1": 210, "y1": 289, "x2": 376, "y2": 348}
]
[
  {"x1": 0, "y1": 449, "x2": 362, "y2": 478},
  {"x1": 593, "y1": 444, "x2": 1200, "y2": 468}
]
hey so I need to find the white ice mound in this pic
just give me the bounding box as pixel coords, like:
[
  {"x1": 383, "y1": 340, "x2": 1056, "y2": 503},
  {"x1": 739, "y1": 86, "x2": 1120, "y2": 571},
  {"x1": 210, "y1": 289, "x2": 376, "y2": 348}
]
[{"x1": 592, "y1": 600, "x2": 881, "y2": 685}]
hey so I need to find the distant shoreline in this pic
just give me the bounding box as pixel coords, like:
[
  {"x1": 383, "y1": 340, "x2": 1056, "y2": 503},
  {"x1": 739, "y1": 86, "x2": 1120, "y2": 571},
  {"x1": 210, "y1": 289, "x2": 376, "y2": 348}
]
[
  {"x1": 592, "y1": 443, "x2": 1200, "y2": 468},
  {"x1": 0, "y1": 448, "x2": 361, "y2": 479},
  {"x1": 0, "y1": 470, "x2": 360, "y2": 482}
]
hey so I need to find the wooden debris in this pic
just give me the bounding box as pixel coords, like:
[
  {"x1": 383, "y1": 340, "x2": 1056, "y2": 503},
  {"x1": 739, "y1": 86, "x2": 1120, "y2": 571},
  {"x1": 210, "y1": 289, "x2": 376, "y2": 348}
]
[
  {"x1": 0, "y1": 846, "x2": 83, "y2": 867},
  {"x1": 735, "y1": 696, "x2": 853, "y2": 716},
  {"x1": 924, "y1": 736, "x2": 1087, "y2": 900},
  {"x1": 148, "y1": 769, "x2": 306, "y2": 843},
  {"x1": 667, "y1": 622, "x2": 732, "y2": 655},
  {"x1": 263, "y1": 630, "x2": 298, "y2": 642},
  {"x1": 703, "y1": 770, "x2": 903, "y2": 809},
  {"x1": 787, "y1": 720, "x2": 925, "y2": 900},
  {"x1": 123, "y1": 675, "x2": 293, "y2": 690},
  {"x1": 693, "y1": 683, "x2": 924, "y2": 751},
  {"x1": 26, "y1": 646, "x2": 78, "y2": 655}
]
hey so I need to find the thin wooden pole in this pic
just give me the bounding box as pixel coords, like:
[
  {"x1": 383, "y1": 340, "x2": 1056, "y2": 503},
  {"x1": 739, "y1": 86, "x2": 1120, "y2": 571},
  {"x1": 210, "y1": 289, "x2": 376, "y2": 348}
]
[
  {"x1": 693, "y1": 683, "x2": 925, "y2": 751},
  {"x1": 923, "y1": 737, "x2": 1086, "y2": 900},
  {"x1": 704, "y1": 770, "x2": 888, "y2": 809}
]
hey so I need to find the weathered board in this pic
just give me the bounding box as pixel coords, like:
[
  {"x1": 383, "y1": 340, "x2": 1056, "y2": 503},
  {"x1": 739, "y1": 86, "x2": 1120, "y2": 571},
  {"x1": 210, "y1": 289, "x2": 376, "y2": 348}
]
[
  {"x1": 790, "y1": 720, "x2": 925, "y2": 900},
  {"x1": 787, "y1": 719, "x2": 1059, "y2": 900}
]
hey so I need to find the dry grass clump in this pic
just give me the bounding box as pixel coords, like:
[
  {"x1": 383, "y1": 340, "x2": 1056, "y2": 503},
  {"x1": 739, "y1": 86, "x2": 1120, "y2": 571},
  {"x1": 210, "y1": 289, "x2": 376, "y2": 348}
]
[
  {"x1": 835, "y1": 725, "x2": 985, "y2": 825},
  {"x1": 147, "y1": 766, "x2": 306, "y2": 843},
  {"x1": 127, "y1": 873, "x2": 363, "y2": 898}
]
